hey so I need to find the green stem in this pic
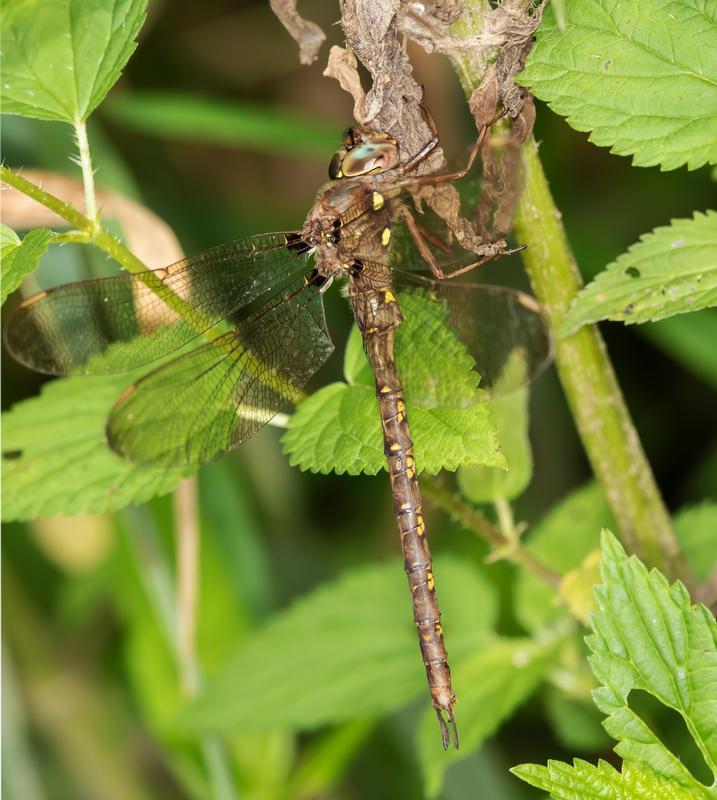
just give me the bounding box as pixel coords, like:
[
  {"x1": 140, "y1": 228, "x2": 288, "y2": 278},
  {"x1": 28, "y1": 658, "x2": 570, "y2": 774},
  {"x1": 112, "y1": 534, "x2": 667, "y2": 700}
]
[
  {"x1": 513, "y1": 142, "x2": 684, "y2": 579},
  {"x1": 444, "y1": 7, "x2": 686, "y2": 581},
  {"x1": 74, "y1": 119, "x2": 98, "y2": 227}
]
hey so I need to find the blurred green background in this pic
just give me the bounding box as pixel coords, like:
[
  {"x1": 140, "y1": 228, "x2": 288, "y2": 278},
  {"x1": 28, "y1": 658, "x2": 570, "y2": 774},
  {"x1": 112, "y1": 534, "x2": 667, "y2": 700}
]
[{"x1": 2, "y1": 1, "x2": 715, "y2": 798}]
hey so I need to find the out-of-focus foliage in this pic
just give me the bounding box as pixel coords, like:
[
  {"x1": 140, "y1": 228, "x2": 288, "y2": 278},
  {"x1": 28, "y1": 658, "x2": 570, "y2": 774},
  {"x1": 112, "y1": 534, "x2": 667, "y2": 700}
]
[{"x1": 2, "y1": 0, "x2": 716, "y2": 798}]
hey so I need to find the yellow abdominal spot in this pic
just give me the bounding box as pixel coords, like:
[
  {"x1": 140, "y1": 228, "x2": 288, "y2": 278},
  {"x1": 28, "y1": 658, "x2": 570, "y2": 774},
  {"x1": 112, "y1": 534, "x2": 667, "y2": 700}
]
[
  {"x1": 372, "y1": 191, "x2": 385, "y2": 210},
  {"x1": 416, "y1": 516, "x2": 426, "y2": 536},
  {"x1": 436, "y1": 624, "x2": 443, "y2": 636},
  {"x1": 391, "y1": 443, "x2": 402, "y2": 452},
  {"x1": 366, "y1": 326, "x2": 379, "y2": 334},
  {"x1": 381, "y1": 227, "x2": 391, "y2": 246},
  {"x1": 380, "y1": 385, "x2": 392, "y2": 394},
  {"x1": 384, "y1": 290, "x2": 396, "y2": 304},
  {"x1": 426, "y1": 572, "x2": 435, "y2": 590}
]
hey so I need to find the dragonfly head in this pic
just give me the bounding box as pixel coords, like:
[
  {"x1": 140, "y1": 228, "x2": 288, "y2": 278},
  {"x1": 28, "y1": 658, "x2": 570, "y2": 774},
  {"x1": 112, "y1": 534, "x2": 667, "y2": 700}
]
[{"x1": 329, "y1": 128, "x2": 400, "y2": 180}]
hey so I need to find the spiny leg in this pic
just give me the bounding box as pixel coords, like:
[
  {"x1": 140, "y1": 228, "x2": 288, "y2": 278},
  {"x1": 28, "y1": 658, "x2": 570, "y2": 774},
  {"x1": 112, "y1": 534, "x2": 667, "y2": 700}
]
[{"x1": 399, "y1": 206, "x2": 447, "y2": 280}]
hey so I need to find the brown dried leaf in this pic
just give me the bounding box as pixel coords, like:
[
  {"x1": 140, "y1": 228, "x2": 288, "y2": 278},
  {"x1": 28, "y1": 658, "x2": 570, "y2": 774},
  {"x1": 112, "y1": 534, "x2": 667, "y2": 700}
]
[{"x1": 269, "y1": 0, "x2": 326, "y2": 65}]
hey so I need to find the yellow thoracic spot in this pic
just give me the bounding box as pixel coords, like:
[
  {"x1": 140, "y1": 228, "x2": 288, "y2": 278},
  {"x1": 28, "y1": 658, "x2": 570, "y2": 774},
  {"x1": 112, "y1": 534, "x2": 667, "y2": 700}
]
[
  {"x1": 372, "y1": 191, "x2": 385, "y2": 210},
  {"x1": 384, "y1": 290, "x2": 396, "y2": 304},
  {"x1": 426, "y1": 572, "x2": 435, "y2": 591},
  {"x1": 381, "y1": 227, "x2": 391, "y2": 246}
]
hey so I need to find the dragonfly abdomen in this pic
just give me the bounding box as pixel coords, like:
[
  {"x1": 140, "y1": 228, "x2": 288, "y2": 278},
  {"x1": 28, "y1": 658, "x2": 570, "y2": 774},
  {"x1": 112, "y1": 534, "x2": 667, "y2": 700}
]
[{"x1": 361, "y1": 321, "x2": 458, "y2": 750}]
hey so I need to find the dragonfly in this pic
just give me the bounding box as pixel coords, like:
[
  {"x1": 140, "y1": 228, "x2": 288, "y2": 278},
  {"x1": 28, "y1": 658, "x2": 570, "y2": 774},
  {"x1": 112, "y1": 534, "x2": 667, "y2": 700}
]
[{"x1": 4, "y1": 103, "x2": 550, "y2": 749}]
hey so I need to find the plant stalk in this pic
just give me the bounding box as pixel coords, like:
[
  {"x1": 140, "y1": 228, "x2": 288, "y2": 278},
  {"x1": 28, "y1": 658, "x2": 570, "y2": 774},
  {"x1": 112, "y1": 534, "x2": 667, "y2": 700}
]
[
  {"x1": 443, "y1": 5, "x2": 686, "y2": 581},
  {"x1": 74, "y1": 119, "x2": 99, "y2": 227}
]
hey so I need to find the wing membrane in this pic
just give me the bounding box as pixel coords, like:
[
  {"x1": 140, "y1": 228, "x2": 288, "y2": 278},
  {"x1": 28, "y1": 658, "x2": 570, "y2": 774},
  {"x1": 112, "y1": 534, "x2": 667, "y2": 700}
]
[
  {"x1": 391, "y1": 270, "x2": 551, "y2": 403},
  {"x1": 4, "y1": 232, "x2": 312, "y2": 376},
  {"x1": 107, "y1": 281, "x2": 333, "y2": 467}
]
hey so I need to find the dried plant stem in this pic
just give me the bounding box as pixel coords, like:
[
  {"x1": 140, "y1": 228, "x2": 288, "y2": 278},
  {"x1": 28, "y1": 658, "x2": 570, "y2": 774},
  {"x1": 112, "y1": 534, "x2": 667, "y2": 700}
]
[
  {"x1": 423, "y1": 481, "x2": 561, "y2": 588},
  {"x1": 174, "y1": 476, "x2": 200, "y2": 696}
]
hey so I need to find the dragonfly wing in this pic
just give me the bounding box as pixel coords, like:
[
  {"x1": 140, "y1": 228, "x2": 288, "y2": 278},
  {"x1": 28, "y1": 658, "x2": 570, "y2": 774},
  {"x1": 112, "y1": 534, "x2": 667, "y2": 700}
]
[
  {"x1": 107, "y1": 281, "x2": 333, "y2": 467},
  {"x1": 4, "y1": 232, "x2": 312, "y2": 376},
  {"x1": 391, "y1": 270, "x2": 552, "y2": 404}
]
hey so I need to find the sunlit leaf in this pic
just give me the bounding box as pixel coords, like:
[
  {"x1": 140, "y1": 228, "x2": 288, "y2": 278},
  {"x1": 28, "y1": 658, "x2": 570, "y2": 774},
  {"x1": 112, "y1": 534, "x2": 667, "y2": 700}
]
[
  {"x1": 2, "y1": 366, "x2": 193, "y2": 522},
  {"x1": 512, "y1": 759, "x2": 699, "y2": 800},
  {"x1": 1, "y1": 228, "x2": 53, "y2": 304},
  {"x1": 1, "y1": 0, "x2": 147, "y2": 122},
  {"x1": 419, "y1": 636, "x2": 562, "y2": 798},
  {"x1": 519, "y1": 0, "x2": 717, "y2": 170},
  {"x1": 587, "y1": 531, "x2": 717, "y2": 793},
  {"x1": 562, "y1": 212, "x2": 717, "y2": 334},
  {"x1": 183, "y1": 556, "x2": 497, "y2": 732}
]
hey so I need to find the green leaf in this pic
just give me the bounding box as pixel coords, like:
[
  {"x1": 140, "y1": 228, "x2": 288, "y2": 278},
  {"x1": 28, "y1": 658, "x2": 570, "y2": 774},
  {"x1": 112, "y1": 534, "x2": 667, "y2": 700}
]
[
  {"x1": 2, "y1": 371, "x2": 192, "y2": 521},
  {"x1": 284, "y1": 291, "x2": 501, "y2": 475},
  {"x1": 511, "y1": 759, "x2": 699, "y2": 800},
  {"x1": 419, "y1": 636, "x2": 562, "y2": 798},
  {"x1": 1, "y1": 0, "x2": 147, "y2": 122},
  {"x1": 561, "y1": 212, "x2": 717, "y2": 334},
  {"x1": 588, "y1": 531, "x2": 717, "y2": 794},
  {"x1": 514, "y1": 482, "x2": 614, "y2": 632},
  {"x1": 103, "y1": 92, "x2": 339, "y2": 157},
  {"x1": 183, "y1": 556, "x2": 497, "y2": 732},
  {"x1": 519, "y1": 0, "x2": 717, "y2": 170},
  {"x1": 674, "y1": 502, "x2": 717, "y2": 581},
  {"x1": 544, "y1": 689, "x2": 612, "y2": 751},
  {"x1": 1, "y1": 228, "x2": 53, "y2": 304},
  {"x1": 457, "y1": 384, "x2": 531, "y2": 503},
  {"x1": 282, "y1": 382, "x2": 503, "y2": 475}
]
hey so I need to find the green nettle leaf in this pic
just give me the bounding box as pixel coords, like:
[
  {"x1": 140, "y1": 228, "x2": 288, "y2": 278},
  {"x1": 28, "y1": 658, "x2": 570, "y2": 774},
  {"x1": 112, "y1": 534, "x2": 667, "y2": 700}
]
[
  {"x1": 1, "y1": 0, "x2": 147, "y2": 122},
  {"x1": 513, "y1": 482, "x2": 614, "y2": 632},
  {"x1": 2, "y1": 372, "x2": 192, "y2": 521},
  {"x1": 1, "y1": 228, "x2": 53, "y2": 304},
  {"x1": 587, "y1": 532, "x2": 717, "y2": 795},
  {"x1": 284, "y1": 293, "x2": 503, "y2": 475},
  {"x1": 562, "y1": 212, "x2": 717, "y2": 334},
  {"x1": 183, "y1": 556, "x2": 497, "y2": 732},
  {"x1": 512, "y1": 759, "x2": 699, "y2": 800},
  {"x1": 519, "y1": 0, "x2": 717, "y2": 170},
  {"x1": 419, "y1": 636, "x2": 563, "y2": 798}
]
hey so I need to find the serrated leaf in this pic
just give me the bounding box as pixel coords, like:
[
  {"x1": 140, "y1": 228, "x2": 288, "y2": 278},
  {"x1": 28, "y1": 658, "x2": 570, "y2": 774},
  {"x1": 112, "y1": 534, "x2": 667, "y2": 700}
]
[
  {"x1": 514, "y1": 482, "x2": 614, "y2": 631},
  {"x1": 519, "y1": 0, "x2": 717, "y2": 170},
  {"x1": 343, "y1": 291, "x2": 483, "y2": 407},
  {"x1": 183, "y1": 556, "x2": 497, "y2": 732},
  {"x1": 1, "y1": 228, "x2": 53, "y2": 304},
  {"x1": 587, "y1": 531, "x2": 717, "y2": 794},
  {"x1": 419, "y1": 636, "x2": 563, "y2": 798},
  {"x1": 2, "y1": 371, "x2": 192, "y2": 521},
  {"x1": 1, "y1": 0, "x2": 147, "y2": 122},
  {"x1": 282, "y1": 382, "x2": 503, "y2": 475},
  {"x1": 1, "y1": 223, "x2": 21, "y2": 250},
  {"x1": 511, "y1": 758, "x2": 699, "y2": 800},
  {"x1": 286, "y1": 290, "x2": 501, "y2": 475},
  {"x1": 674, "y1": 502, "x2": 717, "y2": 581},
  {"x1": 562, "y1": 212, "x2": 717, "y2": 334}
]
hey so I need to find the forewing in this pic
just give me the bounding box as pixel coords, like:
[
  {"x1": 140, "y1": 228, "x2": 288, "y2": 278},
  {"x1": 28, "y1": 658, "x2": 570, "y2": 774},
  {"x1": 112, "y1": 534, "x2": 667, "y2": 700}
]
[
  {"x1": 107, "y1": 281, "x2": 333, "y2": 467},
  {"x1": 4, "y1": 233, "x2": 312, "y2": 375},
  {"x1": 392, "y1": 271, "x2": 551, "y2": 404}
]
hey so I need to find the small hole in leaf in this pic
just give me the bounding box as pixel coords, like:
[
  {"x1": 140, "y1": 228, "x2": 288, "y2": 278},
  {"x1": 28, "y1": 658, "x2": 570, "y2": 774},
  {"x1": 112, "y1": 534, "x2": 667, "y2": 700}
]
[
  {"x1": 625, "y1": 267, "x2": 640, "y2": 278},
  {"x1": 627, "y1": 690, "x2": 711, "y2": 785}
]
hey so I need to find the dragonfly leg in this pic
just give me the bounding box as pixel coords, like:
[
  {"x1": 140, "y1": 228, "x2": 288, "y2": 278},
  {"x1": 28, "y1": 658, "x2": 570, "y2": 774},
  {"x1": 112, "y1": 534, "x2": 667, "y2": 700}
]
[
  {"x1": 399, "y1": 206, "x2": 449, "y2": 280},
  {"x1": 399, "y1": 95, "x2": 440, "y2": 174},
  {"x1": 438, "y1": 243, "x2": 527, "y2": 280}
]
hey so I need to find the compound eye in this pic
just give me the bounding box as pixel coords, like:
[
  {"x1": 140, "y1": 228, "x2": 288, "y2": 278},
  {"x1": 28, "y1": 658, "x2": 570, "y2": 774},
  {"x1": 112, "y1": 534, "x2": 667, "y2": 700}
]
[
  {"x1": 340, "y1": 141, "x2": 400, "y2": 177},
  {"x1": 342, "y1": 127, "x2": 357, "y2": 147},
  {"x1": 328, "y1": 149, "x2": 348, "y2": 179}
]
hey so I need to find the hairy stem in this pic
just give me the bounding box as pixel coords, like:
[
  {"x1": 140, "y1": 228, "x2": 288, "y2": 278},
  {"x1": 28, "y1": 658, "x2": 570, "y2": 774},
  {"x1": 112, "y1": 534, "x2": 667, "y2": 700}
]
[
  {"x1": 513, "y1": 141, "x2": 684, "y2": 579},
  {"x1": 73, "y1": 119, "x2": 98, "y2": 227},
  {"x1": 423, "y1": 481, "x2": 561, "y2": 588}
]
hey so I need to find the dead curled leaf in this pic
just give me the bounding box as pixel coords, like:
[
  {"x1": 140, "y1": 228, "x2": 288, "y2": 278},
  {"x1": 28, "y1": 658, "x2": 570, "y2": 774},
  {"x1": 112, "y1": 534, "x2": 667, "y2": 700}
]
[{"x1": 269, "y1": 0, "x2": 326, "y2": 65}]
